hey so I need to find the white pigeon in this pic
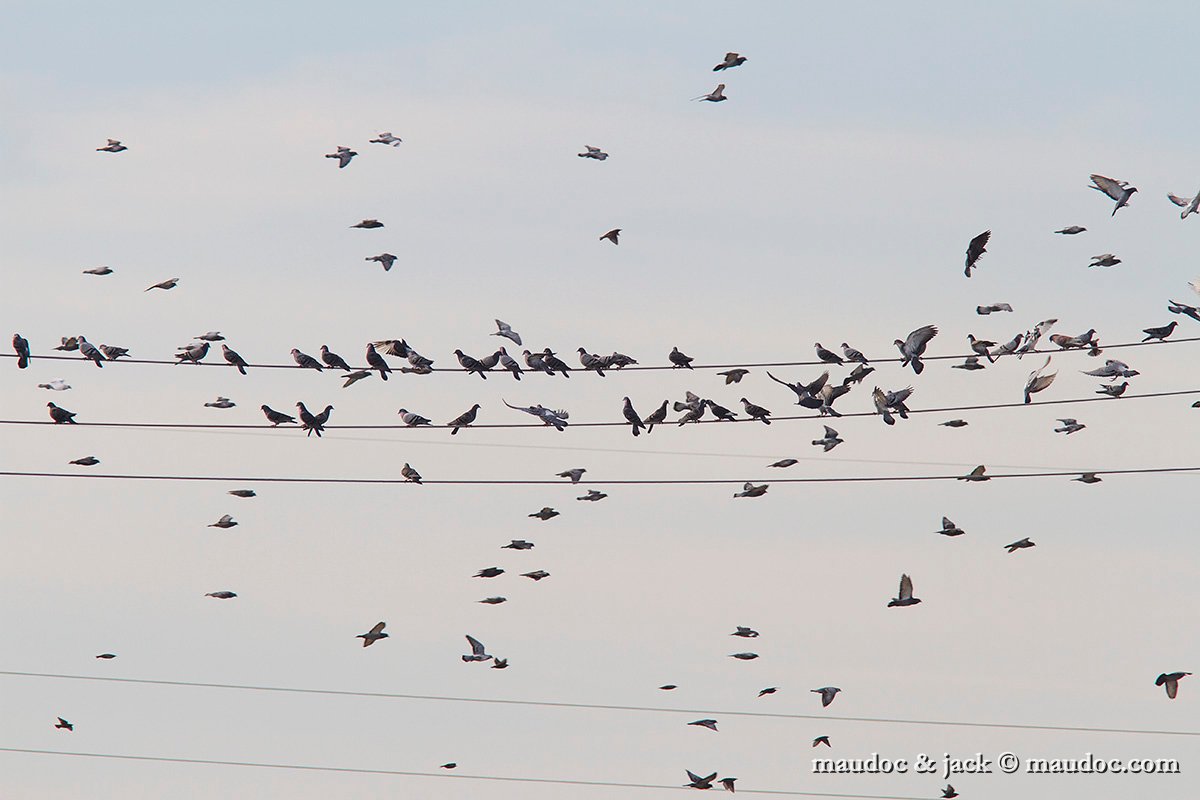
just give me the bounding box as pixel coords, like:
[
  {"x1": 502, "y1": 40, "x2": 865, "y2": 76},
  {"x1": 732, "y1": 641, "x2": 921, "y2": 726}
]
[
  {"x1": 1168, "y1": 190, "x2": 1200, "y2": 220},
  {"x1": 196, "y1": 331, "x2": 225, "y2": 341},
  {"x1": 693, "y1": 83, "x2": 728, "y2": 102},
  {"x1": 1023, "y1": 356, "x2": 1056, "y2": 404},
  {"x1": 97, "y1": 139, "x2": 127, "y2": 152},
  {"x1": 492, "y1": 319, "x2": 522, "y2": 345},
  {"x1": 37, "y1": 379, "x2": 71, "y2": 391},
  {"x1": 369, "y1": 132, "x2": 402, "y2": 146}
]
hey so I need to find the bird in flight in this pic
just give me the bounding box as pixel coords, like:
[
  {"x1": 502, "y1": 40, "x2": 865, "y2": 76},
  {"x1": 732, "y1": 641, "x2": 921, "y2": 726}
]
[
  {"x1": 600, "y1": 228, "x2": 621, "y2": 245},
  {"x1": 83, "y1": 266, "x2": 114, "y2": 275},
  {"x1": 325, "y1": 146, "x2": 357, "y2": 168},
  {"x1": 145, "y1": 278, "x2": 179, "y2": 291},
  {"x1": 1156, "y1": 671, "x2": 1191, "y2": 699},
  {"x1": 713, "y1": 52, "x2": 747, "y2": 71},
  {"x1": 938, "y1": 517, "x2": 965, "y2": 536},
  {"x1": 369, "y1": 132, "x2": 402, "y2": 146},
  {"x1": 718, "y1": 368, "x2": 749, "y2": 384},
  {"x1": 811, "y1": 686, "x2": 840, "y2": 707},
  {"x1": 55, "y1": 717, "x2": 74, "y2": 731},
  {"x1": 462, "y1": 634, "x2": 492, "y2": 662},
  {"x1": 1089, "y1": 173, "x2": 1137, "y2": 215},
  {"x1": 894, "y1": 325, "x2": 938, "y2": 374},
  {"x1": 964, "y1": 230, "x2": 991, "y2": 277},
  {"x1": 578, "y1": 145, "x2": 608, "y2": 160},
  {"x1": 97, "y1": 139, "x2": 126, "y2": 152},
  {"x1": 733, "y1": 482, "x2": 768, "y2": 498},
  {"x1": 1055, "y1": 225, "x2": 1086, "y2": 234},
  {"x1": 1168, "y1": 190, "x2": 1200, "y2": 219},
  {"x1": 694, "y1": 83, "x2": 727, "y2": 102},
  {"x1": 208, "y1": 514, "x2": 237, "y2": 529},
  {"x1": 1005, "y1": 537, "x2": 1035, "y2": 553},
  {"x1": 357, "y1": 621, "x2": 388, "y2": 647},
  {"x1": 351, "y1": 219, "x2": 384, "y2": 229},
  {"x1": 887, "y1": 573, "x2": 921, "y2": 607},
  {"x1": 205, "y1": 591, "x2": 237, "y2": 599},
  {"x1": 69, "y1": 456, "x2": 100, "y2": 466},
  {"x1": 366, "y1": 253, "x2": 397, "y2": 272}
]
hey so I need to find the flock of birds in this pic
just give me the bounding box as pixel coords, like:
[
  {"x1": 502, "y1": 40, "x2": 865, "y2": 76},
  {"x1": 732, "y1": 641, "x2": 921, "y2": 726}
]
[{"x1": 9, "y1": 47, "x2": 1195, "y2": 797}]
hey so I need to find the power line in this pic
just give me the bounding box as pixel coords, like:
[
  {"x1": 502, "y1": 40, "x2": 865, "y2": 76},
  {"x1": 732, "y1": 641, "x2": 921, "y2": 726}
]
[
  {"x1": 0, "y1": 465, "x2": 1197, "y2": 486},
  {"x1": 2, "y1": 335, "x2": 1195, "y2": 373},
  {"x1": 3, "y1": 388, "x2": 1197, "y2": 431},
  {"x1": 0, "y1": 748, "x2": 928, "y2": 798},
  {"x1": 2, "y1": 671, "x2": 1195, "y2": 737}
]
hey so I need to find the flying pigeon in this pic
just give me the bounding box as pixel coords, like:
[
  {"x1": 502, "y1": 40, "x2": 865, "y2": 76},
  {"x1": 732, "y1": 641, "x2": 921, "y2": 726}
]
[
  {"x1": 694, "y1": 83, "x2": 727, "y2": 101},
  {"x1": 1055, "y1": 226, "x2": 1086, "y2": 234},
  {"x1": 1168, "y1": 300, "x2": 1200, "y2": 322},
  {"x1": 261, "y1": 405, "x2": 296, "y2": 425},
  {"x1": 578, "y1": 489, "x2": 608, "y2": 501},
  {"x1": 357, "y1": 621, "x2": 388, "y2": 647},
  {"x1": 659, "y1": 685, "x2": 677, "y2": 690},
  {"x1": 888, "y1": 573, "x2": 921, "y2": 607},
  {"x1": 599, "y1": 228, "x2": 621, "y2": 245},
  {"x1": 222, "y1": 345, "x2": 249, "y2": 375},
  {"x1": 958, "y1": 465, "x2": 989, "y2": 482},
  {"x1": 964, "y1": 230, "x2": 991, "y2": 277},
  {"x1": 1089, "y1": 173, "x2": 1137, "y2": 215},
  {"x1": 1168, "y1": 189, "x2": 1200, "y2": 219},
  {"x1": 55, "y1": 717, "x2": 74, "y2": 731},
  {"x1": 369, "y1": 132, "x2": 402, "y2": 146},
  {"x1": 491, "y1": 658, "x2": 509, "y2": 669},
  {"x1": 1005, "y1": 537, "x2": 1035, "y2": 553},
  {"x1": 1097, "y1": 382, "x2": 1128, "y2": 397},
  {"x1": 729, "y1": 652, "x2": 759, "y2": 660},
  {"x1": 529, "y1": 507, "x2": 559, "y2": 521},
  {"x1": 811, "y1": 687, "x2": 840, "y2": 707},
  {"x1": 83, "y1": 266, "x2": 113, "y2": 275},
  {"x1": 557, "y1": 468, "x2": 586, "y2": 483},
  {"x1": 318, "y1": 345, "x2": 351, "y2": 371},
  {"x1": 942, "y1": 785, "x2": 959, "y2": 799},
  {"x1": 685, "y1": 771, "x2": 718, "y2": 790},
  {"x1": 813, "y1": 736, "x2": 831, "y2": 747},
  {"x1": 175, "y1": 341, "x2": 209, "y2": 364},
  {"x1": 1082, "y1": 359, "x2": 1138, "y2": 379},
  {"x1": 733, "y1": 482, "x2": 768, "y2": 498},
  {"x1": 1156, "y1": 671, "x2": 1191, "y2": 699},
  {"x1": 474, "y1": 567, "x2": 504, "y2": 578},
  {"x1": 12, "y1": 333, "x2": 30, "y2": 369},
  {"x1": 208, "y1": 514, "x2": 237, "y2": 529},
  {"x1": 1089, "y1": 253, "x2": 1121, "y2": 268},
  {"x1": 462, "y1": 634, "x2": 492, "y2": 662},
  {"x1": 96, "y1": 653, "x2": 117, "y2": 659},
  {"x1": 843, "y1": 364, "x2": 875, "y2": 385},
  {"x1": 479, "y1": 597, "x2": 506, "y2": 605},
  {"x1": 720, "y1": 777, "x2": 737, "y2": 793},
  {"x1": 731, "y1": 626, "x2": 759, "y2": 638},
  {"x1": 325, "y1": 145, "x2": 357, "y2": 168},
  {"x1": 977, "y1": 303, "x2": 1013, "y2": 314},
  {"x1": 365, "y1": 253, "x2": 397, "y2": 271},
  {"x1": 204, "y1": 397, "x2": 235, "y2": 409},
  {"x1": 401, "y1": 463, "x2": 422, "y2": 484},
  {"x1": 622, "y1": 397, "x2": 645, "y2": 436},
  {"x1": 195, "y1": 331, "x2": 225, "y2": 342},
  {"x1": 398, "y1": 409, "x2": 432, "y2": 427},
  {"x1": 521, "y1": 570, "x2": 550, "y2": 580},
  {"x1": 759, "y1": 687, "x2": 779, "y2": 697},
  {"x1": 69, "y1": 456, "x2": 100, "y2": 466},
  {"x1": 713, "y1": 52, "x2": 747, "y2": 70},
  {"x1": 814, "y1": 343, "x2": 843, "y2": 365},
  {"x1": 38, "y1": 380, "x2": 71, "y2": 391},
  {"x1": 448, "y1": 404, "x2": 481, "y2": 435},
  {"x1": 894, "y1": 325, "x2": 938, "y2": 374},
  {"x1": 491, "y1": 319, "x2": 522, "y2": 345},
  {"x1": 578, "y1": 145, "x2": 608, "y2": 160},
  {"x1": 440, "y1": 763, "x2": 457, "y2": 769},
  {"x1": 688, "y1": 719, "x2": 719, "y2": 731},
  {"x1": 939, "y1": 419, "x2": 968, "y2": 427},
  {"x1": 205, "y1": 591, "x2": 237, "y2": 599},
  {"x1": 47, "y1": 402, "x2": 77, "y2": 424},
  {"x1": 718, "y1": 368, "x2": 749, "y2": 384},
  {"x1": 938, "y1": 517, "x2": 965, "y2": 536},
  {"x1": 145, "y1": 278, "x2": 179, "y2": 291},
  {"x1": 97, "y1": 139, "x2": 126, "y2": 152},
  {"x1": 768, "y1": 459, "x2": 798, "y2": 468},
  {"x1": 228, "y1": 490, "x2": 257, "y2": 498},
  {"x1": 1055, "y1": 418, "x2": 1085, "y2": 434},
  {"x1": 1142, "y1": 321, "x2": 1178, "y2": 342},
  {"x1": 1023, "y1": 356, "x2": 1056, "y2": 404},
  {"x1": 502, "y1": 539, "x2": 534, "y2": 550}
]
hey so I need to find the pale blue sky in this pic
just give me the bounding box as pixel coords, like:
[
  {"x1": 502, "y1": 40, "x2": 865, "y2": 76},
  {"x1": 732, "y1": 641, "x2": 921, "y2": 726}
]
[{"x1": 2, "y1": 2, "x2": 1198, "y2": 798}]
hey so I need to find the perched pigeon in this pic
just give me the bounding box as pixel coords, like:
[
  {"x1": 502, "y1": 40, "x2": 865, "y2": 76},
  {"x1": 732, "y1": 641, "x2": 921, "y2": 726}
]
[
  {"x1": 228, "y1": 490, "x2": 257, "y2": 498},
  {"x1": 740, "y1": 398, "x2": 772, "y2": 424},
  {"x1": 1089, "y1": 173, "x2": 1137, "y2": 215},
  {"x1": 713, "y1": 52, "x2": 747, "y2": 71},
  {"x1": 718, "y1": 368, "x2": 750, "y2": 384},
  {"x1": 1156, "y1": 671, "x2": 1191, "y2": 699},
  {"x1": 205, "y1": 591, "x2": 237, "y2": 599},
  {"x1": 364, "y1": 344, "x2": 391, "y2": 381},
  {"x1": 600, "y1": 228, "x2": 621, "y2": 245},
  {"x1": 208, "y1": 514, "x2": 237, "y2": 529},
  {"x1": 767, "y1": 458, "x2": 798, "y2": 468},
  {"x1": 37, "y1": 380, "x2": 71, "y2": 391},
  {"x1": 1097, "y1": 382, "x2": 1128, "y2": 398},
  {"x1": 522, "y1": 570, "x2": 550, "y2": 581},
  {"x1": 529, "y1": 507, "x2": 559, "y2": 521},
  {"x1": 47, "y1": 402, "x2": 77, "y2": 424},
  {"x1": 1049, "y1": 329, "x2": 1097, "y2": 350},
  {"x1": 175, "y1": 341, "x2": 209, "y2": 364},
  {"x1": 291, "y1": 349, "x2": 323, "y2": 371},
  {"x1": 694, "y1": 83, "x2": 727, "y2": 101},
  {"x1": 454, "y1": 349, "x2": 490, "y2": 379},
  {"x1": 967, "y1": 334, "x2": 997, "y2": 361},
  {"x1": 688, "y1": 719, "x2": 719, "y2": 731},
  {"x1": 1055, "y1": 418, "x2": 1085, "y2": 434},
  {"x1": 811, "y1": 687, "x2": 840, "y2": 707},
  {"x1": 99, "y1": 344, "x2": 130, "y2": 361},
  {"x1": 448, "y1": 404, "x2": 481, "y2": 435},
  {"x1": 812, "y1": 425, "x2": 843, "y2": 451},
  {"x1": 577, "y1": 348, "x2": 608, "y2": 376},
  {"x1": 97, "y1": 138, "x2": 127, "y2": 152},
  {"x1": 369, "y1": 132, "x2": 402, "y2": 146},
  {"x1": 977, "y1": 303, "x2": 1013, "y2": 315},
  {"x1": 69, "y1": 456, "x2": 100, "y2": 466},
  {"x1": 641, "y1": 400, "x2": 669, "y2": 433},
  {"x1": 540, "y1": 348, "x2": 572, "y2": 377},
  {"x1": 1074, "y1": 472, "x2": 1102, "y2": 484},
  {"x1": 557, "y1": 468, "x2": 586, "y2": 483},
  {"x1": 204, "y1": 396, "x2": 235, "y2": 409},
  {"x1": 351, "y1": 219, "x2": 384, "y2": 229},
  {"x1": 578, "y1": 145, "x2": 608, "y2": 160},
  {"x1": 622, "y1": 397, "x2": 645, "y2": 437},
  {"x1": 398, "y1": 408, "x2": 432, "y2": 427},
  {"x1": 964, "y1": 230, "x2": 991, "y2": 277},
  {"x1": 1055, "y1": 226, "x2": 1086, "y2": 234},
  {"x1": 840, "y1": 343, "x2": 869, "y2": 364},
  {"x1": 938, "y1": 517, "x2": 965, "y2": 536},
  {"x1": 495, "y1": 347, "x2": 523, "y2": 380},
  {"x1": 522, "y1": 350, "x2": 552, "y2": 375},
  {"x1": 12, "y1": 333, "x2": 30, "y2": 369},
  {"x1": 894, "y1": 325, "x2": 938, "y2": 375},
  {"x1": 731, "y1": 626, "x2": 759, "y2": 638},
  {"x1": 325, "y1": 145, "x2": 357, "y2": 168},
  {"x1": 319, "y1": 345, "x2": 352, "y2": 371},
  {"x1": 577, "y1": 489, "x2": 607, "y2": 501},
  {"x1": 1089, "y1": 253, "x2": 1121, "y2": 268},
  {"x1": 1167, "y1": 189, "x2": 1200, "y2": 219},
  {"x1": 145, "y1": 278, "x2": 179, "y2": 291},
  {"x1": 1142, "y1": 321, "x2": 1178, "y2": 342},
  {"x1": 401, "y1": 463, "x2": 422, "y2": 484},
  {"x1": 462, "y1": 634, "x2": 492, "y2": 662},
  {"x1": 733, "y1": 482, "x2": 768, "y2": 498},
  {"x1": 83, "y1": 266, "x2": 113, "y2": 275},
  {"x1": 296, "y1": 401, "x2": 324, "y2": 437},
  {"x1": 706, "y1": 400, "x2": 737, "y2": 421},
  {"x1": 261, "y1": 405, "x2": 296, "y2": 425},
  {"x1": 222, "y1": 345, "x2": 249, "y2": 375},
  {"x1": 55, "y1": 717, "x2": 74, "y2": 730},
  {"x1": 887, "y1": 573, "x2": 921, "y2": 607},
  {"x1": 357, "y1": 621, "x2": 388, "y2": 647},
  {"x1": 958, "y1": 465, "x2": 989, "y2": 482},
  {"x1": 814, "y1": 343, "x2": 843, "y2": 365}
]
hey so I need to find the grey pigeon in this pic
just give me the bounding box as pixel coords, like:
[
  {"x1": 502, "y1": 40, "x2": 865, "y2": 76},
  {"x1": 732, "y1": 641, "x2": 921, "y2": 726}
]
[
  {"x1": 366, "y1": 253, "x2": 396, "y2": 271},
  {"x1": 145, "y1": 278, "x2": 179, "y2": 291},
  {"x1": 669, "y1": 347, "x2": 695, "y2": 369},
  {"x1": 814, "y1": 343, "x2": 843, "y2": 365},
  {"x1": 320, "y1": 346, "x2": 352, "y2": 371},
  {"x1": 557, "y1": 468, "x2": 586, "y2": 483},
  {"x1": 1156, "y1": 671, "x2": 1191, "y2": 699},
  {"x1": 740, "y1": 398, "x2": 772, "y2": 424},
  {"x1": 77, "y1": 336, "x2": 104, "y2": 368},
  {"x1": 529, "y1": 507, "x2": 559, "y2": 521},
  {"x1": 1089, "y1": 173, "x2": 1137, "y2": 215},
  {"x1": 942, "y1": 785, "x2": 959, "y2": 799},
  {"x1": 731, "y1": 626, "x2": 759, "y2": 638},
  {"x1": 496, "y1": 347, "x2": 523, "y2": 380},
  {"x1": 812, "y1": 425, "x2": 843, "y2": 451},
  {"x1": 894, "y1": 325, "x2": 938, "y2": 374},
  {"x1": 261, "y1": 405, "x2": 296, "y2": 425},
  {"x1": 83, "y1": 266, "x2": 113, "y2": 274},
  {"x1": 760, "y1": 687, "x2": 779, "y2": 697},
  {"x1": 291, "y1": 349, "x2": 323, "y2": 371},
  {"x1": 55, "y1": 337, "x2": 79, "y2": 352},
  {"x1": 887, "y1": 573, "x2": 921, "y2": 607},
  {"x1": 1082, "y1": 359, "x2": 1138, "y2": 379},
  {"x1": 967, "y1": 334, "x2": 996, "y2": 361},
  {"x1": 365, "y1": 344, "x2": 391, "y2": 380},
  {"x1": 47, "y1": 402, "x2": 77, "y2": 424},
  {"x1": 958, "y1": 465, "x2": 989, "y2": 482},
  {"x1": 938, "y1": 517, "x2": 964, "y2": 536},
  {"x1": 840, "y1": 343, "x2": 869, "y2": 364},
  {"x1": 768, "y1": 458, "x2": 798, "y2": 468},
  {"x1": 577, "y1": 348, "x2": 608, "y2": 376},
  {"x1": 175, "y1": 341, "x2": 209, "y2": 364},
  {"x1": 448, "y1": 404, "x2": 481, "y2": 435},
  {"x1": 205, "y1": 591, "x2": 237, "y2": 599},
  {"x1": 685, "y1": 771, "x2": 718, "y2": 790},
  {"x1": 952, "y1": 357, "x2": 985, "y2": 371},
  {"x1": 1074, "y1": 472, "x2": 1102, "y2": 484},
  {"x1": 342, "y1": 370, "x2": 372, "y2": 388},
  {"x1": 1142, "y1": 321, "x2": 1177, "y2": 342},
  {"x1": 38, "y1": 380, "x2": 71, "y2": 391},
  {"x1": 720, "y1": 777, "x2": 737, "y2": 793},
  {"x1": 295, "y1": 401, "x2": 324, "y2": 437},
  {"x1": 812, "y1": 735, "x2": 830, "y2": 747},
  {"x1": 872, "y1": 387, "x2": 896, "y2": 426},
  {"x1": 1005, "y1": 537, "x2": 1035, "y2": 553},
  {"x1": 976, "y1": 303, "x2": 1013, "y2": 314},
  {"x1": 462, "y1": 634, "x2": 492, "y2": 662},
  {"x1": 522, "y1": 570, "x2": 550, "y2": 580},
  {"x1": 622, "y1": 397, "x2": 645, "y2": 436},
  {"x1": 939, "y1": 419, "x2": 968, "y2": 427},
  {"x1": 208, "y1": 514, "x2": 237, "y2": 529},
  {"x1": 70, "y1": 456, "x2": 100, "y2": 466},
  {"x1": 1016, "y1": 318, "x2": 1056, "y2": 359},
  {"x1": 1168, "y1": 300, "x2": 1200, "y2": 322},
  {"x1": 964, "y1": 230, "x2": 991, "y2": 277},
  {"x1": 228, "y1": 490, "x2": 256, "y2": 498},
  {"x1": 688, "y1": 719, "x2": 718, "y2": 731},
  {"x1": 1055, "y1": 418, "x2": 1085, "y2": 434},
  {"x1": 729, "y1": 652, "x2": 759, "y2": 660},
  {"x1": 706, "y1": 399, "x2": 737, "y2": 421},
  {"x1": 733, "y1": 482, "x2": 768, "y2": 498},
  {"x1": 474, "y1": 567, "x2": 504, "y2": 579},
  {"x1": 718, "y1": 368, "x2": 749, "y2": 384},
  {"x1": 96, "y1": 653, "x2": 117, "y2": 659},
  {"x1": 693, "y1": 83, "x2": 727, "y2": 101},
  {"x1": 540, "y1": 348, "x2": 572, "y2": 377},
  {"x1": 502, "y1": 539, "x2": 534, "y2": 550},
  {"x1": 12, "y1": 334, "x2": 30, "y2": 369},
  {"x1": 843, "y1": 364, "x2": 875, "y2": 385},
  {"x1": 1089, "y1": 253, "x2": 1121, "y2": 268},
  {"x1": 99, "y1": 344, "x2": 130, "y2": 361},
  {"x1": 357, "y1": 621, "x2": 388, "y2": 647},
  {"x1": 643, "y1": 400, "x2": 669, "y2": 433},
  {"x1": 97, "y1": 138, "x2": 127, "y2": 152},
  {"x1": 990, "y1": 333, "x2": 1023, "y2": 359},
  {"x1": 351, "y1": 219, "x2": 384, "y2": 229},
  {"x1": 599, "y1": 228, "x2": 621, "y2": 244},
  {"x1": 492, "y1": 319, "x2": 522, "y2": 345},
  {"x1": 1055, "y1": 225, "x2": 1086, "y2": 234},
  {"x1": 369, "y1": 132, "x2": 402, "y2": 146},
  {"x1": 1167, "y1": 189, "x2": 1200, "y2": 219},
  {"x1": 55, "y1": 717, "x2": 74, "y2": 731},
  {"x1": 204, "y1": 396, "x2": 235, "y2": 409},
  {"x1": 713, "y1": 52, "x2": 747, "y2": 70},
  {"x1": 522, "y1": 349, "x2": 553, "y2": 375},
  {"x1": 578, "y1": 145, "x2": 608, "y2": 160},
  {"x1": 455, "y1": 349, "x2": 490, "y2": 379},
  {"x1": 606, "y1": 352, "x2": 638, "y2": 369},
  {"x1": 222, "y1": 345, "x2": 249, "y2": 375},
  {"x1": 325, "y1": 145, "x2": 356, "y2": 168},
  {"x1": 195, "y1": 331, "x2": 225, "y2": 342},
  {"x1": 401, "y1": 463, "x2": 422, "y2": 484},
  {"x1": 398, "y1": 409, "x2": 432, "y2": 427},
  {"x1": 1023, "y1": 356, "x2": 1056, "y2": 404},
  {"x1": 577, "y1": 489, "x2": 607, "y2": 501},
  {"x1": 811, "y1": 687, "x2": 840, "y2": 707},
  {"x1": 479, "y1": 596, "x2": 506, "y2": 605},
  {"x1": 1049, "y1": 330, "x2": 1097, "y2": 350},
  {"x1": 1097, "y1": 381, "x2": 1128, "y2": 397}
]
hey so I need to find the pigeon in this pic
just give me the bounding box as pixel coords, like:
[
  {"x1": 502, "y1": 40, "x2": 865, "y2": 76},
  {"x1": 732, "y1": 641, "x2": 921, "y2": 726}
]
[
  {"x1": 1023, "y1": 356, "x2": 1056, "y2": 404},
  {"x1": 1089, "y1": 174, "x2": 1137, "y2": 215},
  {"x1": 840, "y1": 343, "x2": 869, "y2": 364},
  {"x1": 196, "y1": 331, "x2": 225, "y2": 342},
  {"x1": 622, "y1": 397, "x2": 645, "y2": 437},
  {"x1": 1055, "y1": 418, "x2": 1085, "y2": 434},
  {"x1": 959, "y1": 465, "x2": 989, "y2": 482},
  {"x1": 606, "y1": 352, "x2": 638, "y2": 369},
  {"x1": 659, "y1": 685, "x2": 677, "y2": 690},
  {"x1": 96, "y1": 653, "x2": 117, "y2": 659},
  {"x1": 894, "y1": 325, "x2": 938, "y2": 374},
  {"x1": 729, "y1": 652, "x2": 759, "y2": 660},
  {"x1": 1168, "y1": 189, "x2": 1200, "y2": 219},
  {"x1": 1156, "y1": 672, "x2": 1191, "y2": 699},
  {"x1": 812, "y1": 687, "x2": 840, "y2": 707},
  {"x1": 314, "y1": 404, "x2": 334, "y2": 428},
  {"x1": 454, "y1": 349, "x2": 490, "y2": 379},
  {"x1": 938, "y1": 517, "x2": 965, "y2": 536},
  {"x1": 204, "y1": 397, "x2": 235, "y2": 409},
  {"x1": 38, "y1": 380, "x2": 71, "y2": 391},
  {"x1": 496, "y1": 347, "x2": 523, "y2": 380},
  {"x1": 888, "y1": 573, "x2": 921, "y2": 607},
  {"x1": 759, "y1": 687, "x2": 779, "y2": 697},
  {"x1": 55, "y1": 337, "x2": 79, "y2": 352},
  {"x1": 599, "y1": 228, "x2": 621, "y2": 245},
  {"x1": 522, "y1": 350, "x2": 553, "y2": 375},
  {"x1": 812, "y1": 425, "x2": 843, "y2": 451},
  {"x1": 1089, "y1": 253, "x2": 1121, "y2": 268},
  {"x1": 502, "y1": 539, "x2": 534, "y2": 550},
  {"x1": 768, "y1": 459, "x2": 798, "y2": 468},
  {"x1": 639, "y1": 400, "x2": 669, "y2": 433},
  {"x1": 503, "y1": 400, "x2": 568, "y2": 430},
  {"x1": 814, "y1": 343, "x2": 843, "y2": 365},
  {"x1": 664, "y1": 346, "x2": 696, "y2": 370},
  {"x1": 440, "y1": 763, "x2": 457, "y2": 770},
  {"x1": 47, "y1": 402, "x2": 77, "y2": 424},
  {"x1": 521, "y1": 570, "x2": 550, "y2": 581},
  {"x1": 720, "y1": 777, "x2": 737, "y2": 793},
  {"x1": 1074, "y1": 472, "x2": 1102, "y2": 484},
  {"x1": 1049, "y1": 330, "x2": 1097, "y2": 350},
  {"x1": 291, "y1": 348, "x2": 323, "y2": 371},
  {"x1": 706, "y1": 400, "x2": 737, "y2": 421},
  {"x1": 1055, "y1": 226, "x2": 1086, "y2": 234},
  {"x1": 1168, "y1": 300, "x2": 1200, "y2": 322},
  {"x1": 364, "y1": 253, "x2": 397, "y2": 272},
  {"x1": 369, "y1": 132, "x2": 402, "y2": 146},
  {"x1": 529, "y1": 507, "x2": 559, "y2": 521},
  {"x1": 318, "y1": 346, "x2": 351, "y2": 371},
  {"x1": 208, "y1": 514, "x2": 237, "y2": 529},
  {"x1": 12, "y1": 333, "x2": 30, "y2": 369},
  {"x1": 731, "y1": 626, "x2": 759, "y2": 638},
  {"x1": 491, "y1": 658, "x2": 509, "y2": 669},
  {"x1": 939, "y1": 419, "x2": 968, "y2": 427},
  {"x1": 1005, "y1": 537, "x2": 1035, "y2": 553},
  {"x1": 813, "y1": 736, "x2": 831, "y2": 747},
  {"x1": 296, "y1": 401, "x2": 324, "y2": 437},
  {"x1": 363, "y1": 344, "x2": 391, "y2": 381},
  {"x1": 1142, "y1": 321, "x2": 1178, "y2": 342},
  {"x1": 557, "y1": 468, "x2": 586, "y2": 483},
  {"x1": 99, "y1": 344, "x2": 130, "y2": 361},
  {"x1": 578, "y1": 145, "x2": 609, "y2": 160},
  {"x1": 228, "y1": 490, "x2": 257, "y2": 498},
  {"x1": 694, "y1": 83, "x2": 727, "y2": 101},
  {"x1": 677, "y1": 403, "x2": 707, "y2": 426},
  {"x1": 740, "y1": 398, "x2": 772, "y2": 424},
  {"x1": 713, "y1": 52, "x2": 747, "y2": 70},
  {"x1": 69, "y1": 456, "x2": 100, "y2": 466},
  {"x1": 145, "y1": 278, "x2": 179, "y2": 291},
  {"x1": 351, "y1": 219, "x2": 384, "y2": 229},
  {"x1": 357, "y1": 622, "x2": 388, "y2": 647},
  {"x1": 718, "y1": 368, "x2": 749, "y2": 384},
  {"x1": 967, "y1": 334, "x2": 997, "y2": 361},
  {"x1": 1097, "y1": 382, "x2": 1128, "y2": 398},
  {"x1": 977, "y1": 303, "x2": 1013, "y2": 315},
  {"x1": 577, "y1": 348, "x2": 608, "y2": 376},
  {"x1": 398, "y1": 409, "x2": 432, "y2": 427},
  {"x1": 882, "y1": 386, "x2": 914, "y2": 420},
  {"x1": 462, "y1": 634, "x2": 492, "y2": 662},
  {"x1": 474, "y1": 566, "x2": 504, "y2": 578},
  {"x1": 685, "y1": 771, "x2": 718, "y2": 790},
  {"x1": 733, "y1": 482, "x2": 768, "y2": 498},
  {"x1": 964, "y1": 230, "x2": 991, "y2": 277},
  {"x1": 448, "y1": 404, "x2": 481, "y2": 435},
  {"x1": 55, "y1": 717, "x2": 74, "y2": 731},
  {"x1": 401, "y1": 463, "x2": 422, "y2": 484},
  {"x1": 1082, "y1": 360, "x2": 1138, "y2": 379},
  {"x1": 540, "y1": 349, "x2": 572, "y2": 377},
  {"x1": 843, "y1": 364, "x2": 875, "y2": 386},
  {"x1": 490, "y1": 319, "x2": 522, "y2": 346},
  {"x1": 872, "y1": 387, "x2": 896, "y2": 426},
  {"x1": 479, "y1": 597, "x2": 507, "y2": 605},
  {"x1": 221, "y1": 345, "x2": 249, "y2": 375},
  {"x1": 175, "y1": 341, "x2": 209, "y2": 364},
  {"x1": 261, "y1": 405, "x2": 296, "y2": 425},
  {"x1": 942, "y1": 785, "x2": 959, "y2": 799},
  {"x1": 83, "y1": 266, "x2": 113, "y2": 275},
  {"x1": 325, "y1": 145, "x2": 357, "y2": 168},
  {"x1": 205, "y1": 591, "x2": 237, "y2": 599},
  {"x1": 578, "y1": 489, "x2": 608, "y2": 501},
  {"x1": 688, "y1": 719, "x2": 719, "y2": 731}
]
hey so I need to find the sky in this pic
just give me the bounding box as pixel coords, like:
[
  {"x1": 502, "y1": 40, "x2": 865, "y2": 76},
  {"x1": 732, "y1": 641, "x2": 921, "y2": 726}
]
[{"x1": 2, "y1": 2, "x2": 1198, "y2": 798}]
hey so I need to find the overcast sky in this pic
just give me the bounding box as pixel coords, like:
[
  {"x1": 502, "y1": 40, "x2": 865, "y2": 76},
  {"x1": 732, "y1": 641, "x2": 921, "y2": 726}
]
[{"x1": 2, "y1": 2, "x2": 1198, "y2": 798}]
